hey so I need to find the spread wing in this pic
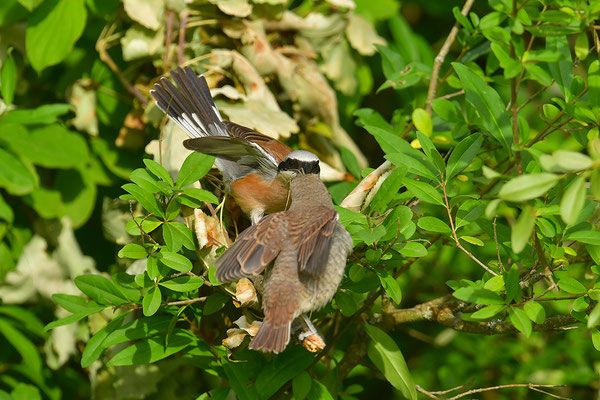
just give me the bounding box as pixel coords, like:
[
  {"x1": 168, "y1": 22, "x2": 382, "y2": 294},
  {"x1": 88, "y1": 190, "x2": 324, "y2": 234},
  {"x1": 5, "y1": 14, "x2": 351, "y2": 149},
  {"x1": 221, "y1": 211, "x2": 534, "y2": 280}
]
[
  {"x1": 150, "y1": 66, "x2": 228, "y2": 138},
  {"x1": 223, "y1": 121, "x2": 292, "y2": 163},
  {"x1": 291, "y1": 208, "x2": 339, "y2": 277},
  {"x1": 215, "y1": 213, "x2": 286, "y2": 282},
  {"x1": 183, "y1": 136, "x2": 279, "y2": 178}
]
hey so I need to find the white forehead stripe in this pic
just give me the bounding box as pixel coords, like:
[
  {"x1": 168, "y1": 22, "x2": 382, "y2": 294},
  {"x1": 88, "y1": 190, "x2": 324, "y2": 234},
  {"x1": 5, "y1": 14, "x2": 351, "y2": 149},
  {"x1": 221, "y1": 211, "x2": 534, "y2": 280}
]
[{"x1": 284, "y1": 150, "x2": 320, "y2": 163}]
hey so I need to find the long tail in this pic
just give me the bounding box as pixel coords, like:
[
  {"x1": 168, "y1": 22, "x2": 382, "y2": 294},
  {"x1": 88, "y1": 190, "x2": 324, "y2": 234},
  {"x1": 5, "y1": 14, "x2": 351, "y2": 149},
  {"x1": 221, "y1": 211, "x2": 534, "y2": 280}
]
[
  {"x1": 248, "y1": 318, "x2": 291, "y2": 354},
  {"x1": 150, "y1": 66, "x2": 228, "y2": 138}
]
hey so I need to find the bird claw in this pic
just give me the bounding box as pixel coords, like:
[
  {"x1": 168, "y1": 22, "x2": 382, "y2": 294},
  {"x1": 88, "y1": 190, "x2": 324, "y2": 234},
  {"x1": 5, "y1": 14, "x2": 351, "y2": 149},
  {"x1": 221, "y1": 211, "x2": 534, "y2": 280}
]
[{"x1": 296, "y1": 314, "x2": 326, "y2": 352}]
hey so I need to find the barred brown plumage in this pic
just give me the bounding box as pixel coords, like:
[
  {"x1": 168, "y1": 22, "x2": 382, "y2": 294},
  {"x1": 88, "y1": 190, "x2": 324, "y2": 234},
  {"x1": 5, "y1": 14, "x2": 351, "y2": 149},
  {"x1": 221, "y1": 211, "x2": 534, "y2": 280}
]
[{"x1": 215, "y1": 151, "x2": 353, "y2": 353}]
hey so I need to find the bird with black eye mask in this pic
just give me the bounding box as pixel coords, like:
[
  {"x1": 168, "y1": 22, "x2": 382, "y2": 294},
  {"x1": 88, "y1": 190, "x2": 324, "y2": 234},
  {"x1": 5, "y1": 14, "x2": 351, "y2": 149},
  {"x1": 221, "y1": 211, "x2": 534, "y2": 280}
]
[
  {"x1": 215, "y1": 150, "x2": 353, "y2": 353},
  {"x1": 151, "y1": 66, "x2": 293, "y2": 224}
]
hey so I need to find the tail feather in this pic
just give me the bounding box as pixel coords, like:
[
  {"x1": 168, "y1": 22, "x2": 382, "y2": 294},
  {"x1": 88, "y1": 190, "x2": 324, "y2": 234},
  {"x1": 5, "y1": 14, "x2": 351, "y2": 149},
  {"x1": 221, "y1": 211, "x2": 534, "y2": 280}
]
[
  {"x1": 248, "y1": 319, "x2": 291, "y2": 354},
  {"x1": 150, "y1": 66, "x2": 228, "y2": 138}
]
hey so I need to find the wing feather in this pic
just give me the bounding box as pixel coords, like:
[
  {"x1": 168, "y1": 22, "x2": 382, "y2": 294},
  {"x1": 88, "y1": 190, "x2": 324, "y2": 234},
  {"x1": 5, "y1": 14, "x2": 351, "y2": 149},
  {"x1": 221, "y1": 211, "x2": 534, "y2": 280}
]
[
  {"x1": 292, "y1": 208, "x2": 338, "y2": 276},
  {"x1": 215, "y1": 213, "x2": 286, "y2": 282}
]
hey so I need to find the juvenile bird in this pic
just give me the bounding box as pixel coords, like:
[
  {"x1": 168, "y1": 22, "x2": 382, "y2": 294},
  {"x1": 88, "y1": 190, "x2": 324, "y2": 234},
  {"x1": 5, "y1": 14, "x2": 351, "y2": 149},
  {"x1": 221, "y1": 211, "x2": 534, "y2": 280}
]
[
  {"x1": 215, "y1": 150, "x2": 353, "y2": 353},
  {"x1": 150, "y1": 66, "x2": 293, "y2": 224}
]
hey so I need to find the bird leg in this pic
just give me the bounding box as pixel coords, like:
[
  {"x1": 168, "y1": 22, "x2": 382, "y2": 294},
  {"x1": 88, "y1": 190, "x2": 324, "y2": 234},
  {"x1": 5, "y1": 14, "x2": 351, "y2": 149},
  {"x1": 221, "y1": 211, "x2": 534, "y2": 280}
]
[{"x1": 292, "y1": 314, "x2": 326, "y2": 353}]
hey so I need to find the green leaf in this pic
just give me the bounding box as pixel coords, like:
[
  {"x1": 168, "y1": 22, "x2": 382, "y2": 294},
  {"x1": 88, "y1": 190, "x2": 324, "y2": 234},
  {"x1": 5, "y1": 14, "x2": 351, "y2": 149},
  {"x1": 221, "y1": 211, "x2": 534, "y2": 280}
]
[
  {"x1": 470, "y1": 305, "x2": 506, "y2": 320},
  {"x1": 504, "y1": 265, "x2": 522, "y2": 303},
  {"x1": 356, "y1": 225, "x2": 386, "y2": 246},
  {"x1": 143, "y1": 159, "x2": 174, "y2": 186},
  {"x1": 364, "y1": 324, "x2": 417, "y2": 400},
  {"x1": 369, "y1": 167, "x2": 407, "y2": 213},
  {"x1": 74, "y1": 274, "x2": 129, "y2": 306},
  {"x1": 177, "y1": 188, "x2": 219, "y2": 207},
  {"x1": 455, "y1": 200, "x2": 485, "y2": 229},
  {"x1": 484, "y1": 275, "x2": 505, "y2": 291},
  {"x1": 222, "y1": 362, "x2": 260, "y2": 400},
  {"x1": 589, "y1": 304, "x2": 600, "y2": 329},
  {"x1": 143, "y1": 286, "x2": 161, "y2": 316},
  {"x1": 453, "y1": 286, "x2": 505, "y2": 305},
  {"x1": 417, "y1": 216, "x2": 451, "y2": 234},
  {"x1": 176, "y1": 152, "x2": 215, "y2": 188},
  {"x1": 412, "y1": 108, "x2": 432, "y2": 136},
  {"x1": 0, "y1": 147, "x2": 37, "y2": 195},
  {"x1": 511, "y1": 206, "x2": 535, "y2": 254},
  {"x1": 452, "y1": 62, "x2": 512, "y2": 151},
  {"x1": 557, "y1": 277, "x2": 586, "y2": 294},
  {"x1": 403, "y1": 178, "x2": 444, "y2": 206},
  {"x1": 385, "y1": 152, "x2": 438, "y2": 182},
  {"x1": 126, "y1": 216, "x2": 162, "y2": 236},
  {"x1": 459, "y1": 235, "x2": 484, "y2": 246},
  {"x1": 589, "y1": 60, "x2": 600, "y2": 109},
  {"x1": 336, "y1": 291, "x2": 357, "y2": 316},
  {"x1": 560, "y1": 176, "x2": 586, "y2": 225},
  {"x1": 509, "y1": 307, "x2": 532, "y2": 337},
  {"x1": 592, "y1": 328, "x2": 600, "y2": 351},
  {"x1": 163, "y1": 221, "x2": 196, "y2": 252},
  {"x1": 158, "y1": 251, "x2": 193, "y2": 273},
  {"x1": 307, "y1": 380, "x2": 334, "y2": 400},
  {"x1": 397, "y1": 242, "x2": 427, "y2": 257},
  {"x1": 340, "y1": 146, "x2": 361, "y2": 178},
  {"x1": 432, "y1": 98, "x2": 460, "y2": 122},
  {"x1": 0, "y1": 195, "x2": 14, "y2": 224},
  {"x1": 17, "y1": 0, "x2": 43, "y2": 11},
  {"x1": 159, "y1": 276, "x2": 203, "y2": 292},
  {"x1": 52, "y1": 294, "x2": 105, "y2": 313},
  {"x1": 446, "y1": 134, "x2": 483, "y2": 180},
  {"x1": 499, "y1": 173, "x2": 560, "y2": 202},
  {"x1": 546, "y1": 36, "x2": 573, "y2": 101},
  {"x1": 122, "y1": 183, "x2": 164, "y2": 218},
  {"x1": 416, "y1": 132, "x2": 445, "y2": 175},
  {"x1": 566, "y1": 230, "x2": 600, "y2": 245},
  {"x1": 524, "y1": 301, "x2": 546, "y2": 324},
  {"x1": 130, "y1": 168, "x2": 172, "y2": 196},
  {"x1": 118, "y1": 243, "x2": 147, "y2": 260},
  {"x1": 377, "y1": 271, "x2": 402, "y2": 304},
  {"x1": 1, "y1": 50, "x2": 16, "y2": 105},
  {"x1": 0, "y1": 317, "x2": 42, "y2": 378},
  {"x1": 2, "y1": 123, "x2": 89, "y2": 169},
  {"x1": 1, "y1": 104, "x2": 73, "y2": 125},
  {"x1": 255, "y1": 347, "x2": 313, "y2": 399},
  {"x1": 80, "y1": 311, "x2": 130, "y2": 368},
  {"x1": 203, "y1": 292, "x2": 229, "y2": 315},
  {"x1": 44, "y1": 308, "x2": 105, "y2": 330},
  {"x1": 107, "y1": 329, "x2": 196, "y2": 366},
  {"x1": 293, "y1": 371, "x2": 312, "y2": 400},
  {"x1": 25, "y1": 0, "x2": 87, "y2": 72},
  {"x1": 554, "y1": 150, "x2": 593, "y2": 171}
]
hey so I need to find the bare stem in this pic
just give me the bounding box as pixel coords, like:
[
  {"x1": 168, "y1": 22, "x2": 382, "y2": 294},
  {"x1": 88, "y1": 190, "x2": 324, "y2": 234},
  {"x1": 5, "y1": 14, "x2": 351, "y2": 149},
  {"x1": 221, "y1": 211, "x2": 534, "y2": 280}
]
[
  {"x1": 441, "y1": 176, "x2": 498, "y2": 276},
  {"x1": 446, "y1": 383, "x2": 569, "y2": 400},
  {"x1": 425, "y1": 0, "x2": 476, "y2": 113}
]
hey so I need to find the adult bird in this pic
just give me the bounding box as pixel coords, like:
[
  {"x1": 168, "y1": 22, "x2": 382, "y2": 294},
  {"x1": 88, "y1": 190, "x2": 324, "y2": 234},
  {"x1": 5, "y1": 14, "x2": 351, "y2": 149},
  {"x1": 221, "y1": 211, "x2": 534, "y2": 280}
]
[
  {"x1": 150, "y1": 66, "x2": 293, "y2": 224},
  {"x1": 214, "y1": 150, "x2": 353, "y2": 353}
]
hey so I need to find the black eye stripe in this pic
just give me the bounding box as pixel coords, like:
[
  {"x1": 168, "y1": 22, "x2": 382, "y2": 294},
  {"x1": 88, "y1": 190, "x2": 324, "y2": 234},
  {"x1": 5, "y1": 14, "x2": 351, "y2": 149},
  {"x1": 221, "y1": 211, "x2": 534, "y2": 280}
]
[{"x1": 278, "y1": 159, "x2": 320, "y2": 174}]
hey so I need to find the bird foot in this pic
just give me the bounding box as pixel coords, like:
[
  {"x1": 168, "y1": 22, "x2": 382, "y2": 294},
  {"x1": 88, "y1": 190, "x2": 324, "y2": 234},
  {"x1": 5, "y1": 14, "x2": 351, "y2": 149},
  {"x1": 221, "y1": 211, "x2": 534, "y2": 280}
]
[{"x1": 295, "y1": 314, "x2": 326, "y2": 352}]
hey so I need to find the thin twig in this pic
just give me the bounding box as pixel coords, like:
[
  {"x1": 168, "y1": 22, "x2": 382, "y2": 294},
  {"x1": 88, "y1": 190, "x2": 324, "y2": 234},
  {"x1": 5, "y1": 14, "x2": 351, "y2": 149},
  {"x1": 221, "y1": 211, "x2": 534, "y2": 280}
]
[
  {"x1": 493, "y1": 216, "x2": 504, "y2": 272},
  {"x1": 438, "y1": 90, "x2": 464, "y2": 100},
  {"x1": 446, "y1": 383, "x2": 569, "y2": 400},
  {"x1": 425, "y1": 0, "x2": 476, "y2": 114},
  {"x1": 441, "y1": 176, "x2": 498, "y2": 276},
  {"x1": 416, "y1": 386, "x2": 440, "y2": 399},
  {"x1": 121, "y1": 296, "x2": 207, "y2": 309},
  {"x1": 128, "y1": 202, "x2": 159, "y2": 246},
  {"x1": 96, "y1": 26, "x2": 148, "y2": 105},
  {"x1": 178, "y1": 10, "x2": 189, "y2": 66}
]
